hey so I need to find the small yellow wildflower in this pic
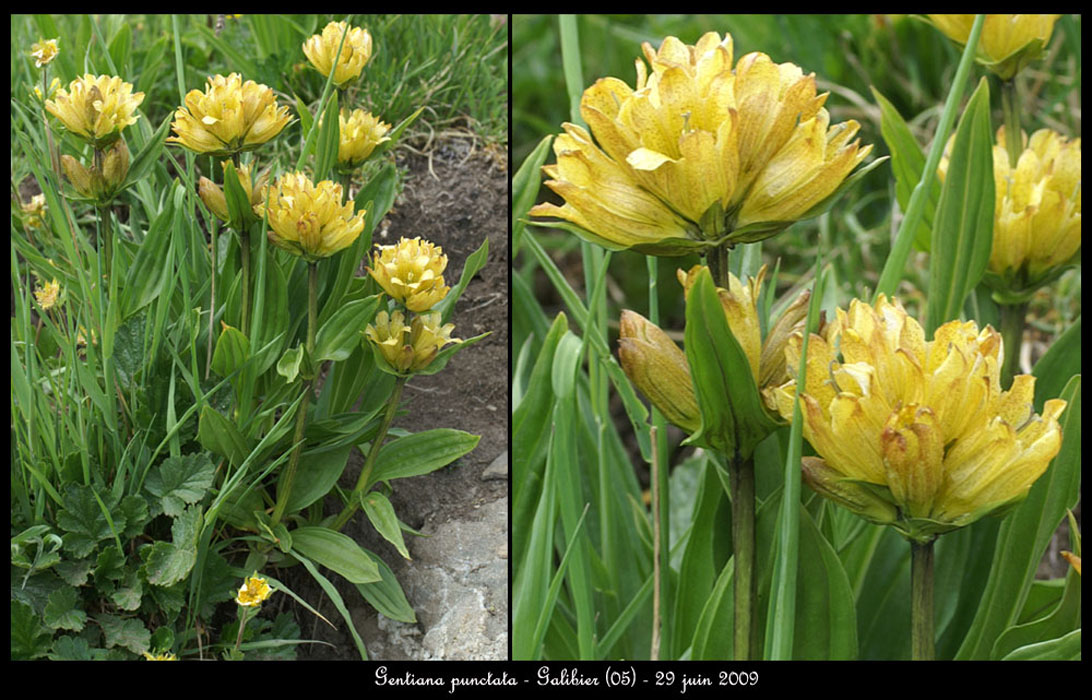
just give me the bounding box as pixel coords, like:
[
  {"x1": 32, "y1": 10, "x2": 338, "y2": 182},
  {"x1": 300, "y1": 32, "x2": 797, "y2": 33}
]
[
  {"x1": 30, "y1": 38, "x2": 59, "y2": 68},
  {"x1": 142, "y1": 651, "x2": 178, "y2": 660},
  {"x1": 236, "y1": 574, "x2": 273, "y2": 607},
  {"x1": 21, "y1": 194, "x2": 48, "y2": 230},
  {"x1": 34, "y1": 278, "x2": 60, "y2": 310}
]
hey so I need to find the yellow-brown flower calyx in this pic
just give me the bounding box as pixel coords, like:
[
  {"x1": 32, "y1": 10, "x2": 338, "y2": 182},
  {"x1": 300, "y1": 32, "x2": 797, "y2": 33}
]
[
  {"x1": 198, "y1": 161, "x2": 269, "y2": 228},
  {"x1": 767, "y1": 295, "x2": 1066, "y2": 543},
  {"x1": 365, "y1": 310, "x2": 460, "y2": 374},
  {"x1": 530, "y1": 32, "x2": 872, "y2": 255},
  {"x1": 618, "y1": 310, "x2": 700, "y2": 433},
  {"x1": 941, "y1": 126, "x2": 1081, "y2": 300},
  {"x1": 255, "y1": 172, "x2": 366, "y2": 261},
  {"x1": 60, "y1": 138, "x2": 130, "y2": 203},
  {"x1": 45, "y1": 74, "x2": 144, "y2": 148},
  {"x1": 167, "y1": 73, "x2": 292, "y2": 157},
  {"x1": 30, "y1": 38, "x2": 59, "y2": 68},
  {"x1": 337, "y1": 108, "x2": 391, "y2": 170},
  {"x1": 926, "y1": 14, "x2": 1060, "y2": 80},
  {"x1": 367, "y1": 237, "x2": 451, "y2": 312},
  {"x1": 303, "y1": 21, "x2": 373, "y2": 88},
  {"x1": 235, "y1": 574, "x2": 273, "y2": 607}
]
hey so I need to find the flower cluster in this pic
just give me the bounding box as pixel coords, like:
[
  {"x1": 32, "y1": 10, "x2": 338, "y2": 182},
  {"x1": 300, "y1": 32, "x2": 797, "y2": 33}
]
[
  {"x1": 46, "y1": 74, "x2": 144, "y2": 148},
  {"x1": 766, "y1": 295, "x2": 1066, "y2": 542},
  {"x1": 337, "y1": 108, "x2": 391, "y2": 171},
  {"x1": 167, "y1": 73, "x2": 292, "y2": 157},
  {"x1": 531, "y1": 32, "x2": 873, "y2": 255},
  {"x1": 940, "y1": 126, "x2": 1081, "y2": 297},
  {"x1": 365, "y1": 237, "x2": 460, "y2": 374},
  {"x1": 256, "y1": 172, "x2": 367, "y2": 261},
  {"x1": 303, "y1": 21, "x2": 373, "y2": 88},
  {"x1": 927, "y1": 14, "x2": 1061, "y2": 80}
]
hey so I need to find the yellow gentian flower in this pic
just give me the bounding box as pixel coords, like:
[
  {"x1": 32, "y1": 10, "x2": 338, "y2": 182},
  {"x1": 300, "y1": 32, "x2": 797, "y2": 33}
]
[
  {"x1": 365, "y1": 310, "x2": 460, "y2": 374},
  {"x1": 303, "y1": 21, "x2": 373, "y2": 88},
  {"x1": 236, "y1": 574, "x2": 273, "y2": 607},
  {"x1": 45, "y1": 74, "x2": 144, "y2": 148},
  {"x1": 30, "y1": 38, "x2": 59, "y2": 68},
  {"x1": 255, "y1": 172, "x2": 366, "y2": 261},
  {"x1": 167, "y1": 73, "x2": 292, "y2": 157},
  {"x1": 367, "y1": 237, "x2": 451, "y2": 312},
  {"x1": 531, "y1": 32, "x2": 872, "y2": 254},
  {"x1": 337, "y1": 108, "x2": 391, "y2": 170},
  {"x1": 768, "y1": 295, "x2": 1066, "y2": 542},
  {"x1": 926, "y1": 14, "x2": 1061, "y2": 80}
]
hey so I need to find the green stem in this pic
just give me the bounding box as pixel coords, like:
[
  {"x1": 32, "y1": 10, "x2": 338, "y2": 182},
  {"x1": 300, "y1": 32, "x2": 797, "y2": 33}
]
[
  {"x1": 269, "y1": 263, "x2": 319, "y2": 528},
  {"x1": 911, "y1": 539, "x2": 936, "y2": 661},
  {"x1": 999, "y1": 301, "x2": 1028, "y2": 389},
  {"x1": 1001, "y1": 79, "x2": 1022, "y2": 168},
  {"x1": 99, "y1": 205, "x2": 113, "y2": 281},
  {"x1": 239, "y1": 228, "x2": 251, "y2": 334},
  {"x1": 330, "y1": 376, "x2": 407, "y2": 531},
  {"x1": 729, "y1": 452, "x2": 757, "y2": 660},
  {"x1": 232, "y1": 605, "x2": 251, "y2": 658}
]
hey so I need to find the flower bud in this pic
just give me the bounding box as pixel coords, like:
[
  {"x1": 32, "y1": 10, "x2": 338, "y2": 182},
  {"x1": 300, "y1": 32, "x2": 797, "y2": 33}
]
[
  {"x1": 61, "y1": 154, "x2": 95, "y2": 198},
  {"x1": 198, "y1": 176, "x2": 229, "y2": 221},
  {"x1": 101, "y1": 138, "x2": 130, "y2": 192},
  {"x1": 618, "y1": 310, "x2": 701, "y2": 433}
]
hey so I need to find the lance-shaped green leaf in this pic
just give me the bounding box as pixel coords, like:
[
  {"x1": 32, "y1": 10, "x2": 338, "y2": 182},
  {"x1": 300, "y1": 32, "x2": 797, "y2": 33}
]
[
  {"x1": 513, "y1": 135, "x2": 553, "y2": 253},
  {"x1": 222, "y1": 160, "x2": 256, "y2": 231},
  {"x1": 682, "y1": 268, "x2": 778, "y2": 458},
  {"x1": 1032, "y1": 316, "x2": 1081, "y2": 412},
  {"x1": 314, "y1": 90, "x2": 340, "y2": 181},
  {"x1": 197, "y1": 405, "x2": 250, "y2": 467},
  {"x1": 367, "y1": 428, "x2": 480, "y2": 488},
  {"x1": 211, "y1": 323, "x2": 250, "y2": 397},
  {"x1": 119, "y1": 184, "x2": 175, "y2": 320},
  {"x1": 433, "y1": 237, "x2": 490, "y2": 323},
  {"x1": 314, "y1": 295, "x2": 380, "y2": 363},
  {"x1": 355, "y1": 549, "x2": 416, "y2": 623},
  {"x1": 872, "y1": 87, "x2": 939, "y2": 251},
  {"x1": 361, "y1": 492, "x2": 410, "y2": 560},
  {"x1": 926, "y1": 77, "x2": 994, "y2": 335},
  {"x1": 290, "y1": 526, "x2": 381, "y2": 584}
]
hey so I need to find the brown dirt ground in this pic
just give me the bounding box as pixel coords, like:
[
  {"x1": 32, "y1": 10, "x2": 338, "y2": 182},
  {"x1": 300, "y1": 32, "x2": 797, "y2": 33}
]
[{"x1": 285, "y1": 139, "x2": 509, "y2": 659}]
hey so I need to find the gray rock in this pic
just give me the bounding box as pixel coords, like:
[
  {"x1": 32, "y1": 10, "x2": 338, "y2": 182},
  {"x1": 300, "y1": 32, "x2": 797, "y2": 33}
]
[{"x1": 481, "y1": 450, "x2": 508, "y2": 481}]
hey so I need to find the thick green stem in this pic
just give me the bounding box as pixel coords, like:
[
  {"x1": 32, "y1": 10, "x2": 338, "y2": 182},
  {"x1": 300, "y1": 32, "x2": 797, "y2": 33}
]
[
  {"x1": 705, "y1": 243, "x2": 732, "y2": 291},
  {"x1": 1001, "y1": 79, "x2": 1022, "y2": 169},
  {"x1": 999, "y1": 301, "x2": 1028, "y2": 389},
  {"x1": 269, "y1": 263, "x2": 319, "y2": 528},
  {"x1": 729, "y1": 452, "x2": 757, "y2": 660},
  {"x1": 330, "y1": 376, "x2": 407, "y2": 531},
  {"x1": 911, "y1": 539, "x2": 936, "y2": 661}
]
